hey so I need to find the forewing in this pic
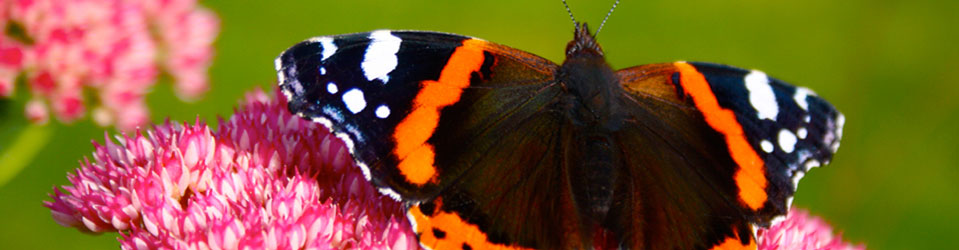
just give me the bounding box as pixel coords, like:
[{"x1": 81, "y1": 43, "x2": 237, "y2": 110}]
[{"x1": 276, "y1": 31, "x2": 556, "y2": 198}]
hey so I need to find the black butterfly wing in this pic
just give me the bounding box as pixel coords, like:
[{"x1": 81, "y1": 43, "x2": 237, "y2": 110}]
[
  {"x1": 276, "y1": 31, "x2": 574, "y2": 249},
  {"x1": 610, "y1": 62, "x2": 843, "y2": 249}
]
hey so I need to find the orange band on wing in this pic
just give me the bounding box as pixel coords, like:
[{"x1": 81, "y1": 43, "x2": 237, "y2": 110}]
[
  {"x1": 408, "y1": 201, "x2": 532, "y2": 250},
  {"x1": 674, "y1": 62, "x2": 768, "y2": 210},
  {"x1": 392, "y1": 39, "x2": 487, "y2": 185},
  {"x1": 708, "y1": 230, "x2": 757, "y2": 250}
]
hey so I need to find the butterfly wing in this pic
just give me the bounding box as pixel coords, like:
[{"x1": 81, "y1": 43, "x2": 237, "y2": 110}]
[
  {"x1": 276, "y1": 31, "x2": 574, "y2": 249},
  {"x1": 610, "y1": 62, "x2": 843, "y2": 249}
]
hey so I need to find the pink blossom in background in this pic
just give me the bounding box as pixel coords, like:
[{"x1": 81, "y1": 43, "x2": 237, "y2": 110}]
[
  {"x1": 45, "y1": 89, "x2": 418, "y2": 249},
  {"x1": 24, "y1": 98, "x2": 48, "y2": 123},
  {"x1": 46, "y1": 89, "x2": 862, "y2": 249},
  {"x1": 0, "y1": 0, "x2": 218, "y2": 130}
]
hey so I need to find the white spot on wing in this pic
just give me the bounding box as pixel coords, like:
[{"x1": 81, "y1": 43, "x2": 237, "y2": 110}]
[
  {"x1": 356, "y1": 162, "x2": 372, "y2": 181},
  {"x1": 778, "y1": 129, "x2": 797, "y2": 153},
  {"x1": 319, "y1": 66, "x2": 326, "y2": 75},
  {"x1": 281, "y1": 88, "x2": 294, "y2": 102},
  {"x1": 836, "y1": 113, "x2": 846, "y2": 139},
  {"x1": 804, "y1": 160, "x2": 821, "y2": 171},
  {"x1": 793, "y1": 87, "x2": 814, "y2": 111},
  {"x1": 797, "y1": 127, "x2": 807, "y2": 139},
  {"x1": 273, "y1": 57, "x2": 285, "y2": 84},
  {"x1": 760, "y1": 140, "x2": 774, "y2": 153},
  {"x1": 334, "y1": 132, "x2": 355, "y2": 158},
  {"x1": 322, "y1": 105, "x2": 344, "y2": 123},
  {"x1": 310, "y1": 117, "x2": 334, "y2": 131},
  {"x1": 406, "y1": 210, "x2": 419, "y2": 236},
  {"x1": 378, "y1": 187, "x2": 402, "y2": 201},
  {"x1": 326, "y1": 82, "x2": 338, "y2": 94},
  {"x1": 744, "y1": 70, "x2": 779, "y2": 121},
  {"x1": 362, "y1": 30, "x2": 402, "y2": 84},
  {"x1": 791, "y1": 171, "x2": 806, "y2": 190},
  {"x1": 375, "y1": 105, "x2": 390, "y2": 119},
  {"x1": 771, "y1": 214, "x2": 788, "y2": 228},
  {"x1": 309, "y1": 37, "x2": 337, "y2": 61},
  {"x1": 273, "y1": 56, "x2": 283, "y2": 71},
  {"x1": 342, "y1": 88, "x2": 366, "y2": 114}
]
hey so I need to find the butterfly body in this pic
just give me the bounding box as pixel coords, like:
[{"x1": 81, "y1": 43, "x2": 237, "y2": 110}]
[{"x1": 276, "y1": 23, "x2": 843, "y2": 250}]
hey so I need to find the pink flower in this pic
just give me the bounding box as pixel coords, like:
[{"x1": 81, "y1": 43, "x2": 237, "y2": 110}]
[
  {"x1": 0, "y1": 36, "x2": 23, "y2": 97},
  {"x1": 758, "y1": 209, "x2": 865, "y2": 250},
  {"x1": 25, "y1": 98, "x2": 48, "y2": 124},
  {"x1": 45, "y1": 89, "x2": 418, "y2": 249},
  {"x1": 1, "y1": 0, "x2": 218, "y2": 130}
]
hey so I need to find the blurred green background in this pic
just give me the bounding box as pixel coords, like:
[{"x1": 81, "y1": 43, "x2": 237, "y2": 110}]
[{"x1": 1, "y1": 0, "x2": 956, "y2": 249}]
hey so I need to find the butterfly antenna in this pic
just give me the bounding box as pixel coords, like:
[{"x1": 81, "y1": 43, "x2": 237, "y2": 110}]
[
  {"x1": 595, "y1": 0, "x2": 620, "y2": 36},
  {"x1": 562, "y1": 0, "x2": 578, "y2": 27}
]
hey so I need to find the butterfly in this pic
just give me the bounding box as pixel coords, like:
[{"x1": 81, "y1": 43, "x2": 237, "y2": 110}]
[{"x1": 274, "y1": 21, "x2": 843, "y2": 249}]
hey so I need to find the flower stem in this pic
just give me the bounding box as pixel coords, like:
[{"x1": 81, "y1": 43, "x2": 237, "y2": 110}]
[{"x1": 0, "y1": 124, "x2": 52, "y2": 187}]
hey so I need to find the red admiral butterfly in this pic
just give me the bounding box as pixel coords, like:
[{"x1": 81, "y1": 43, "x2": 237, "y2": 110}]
[{"x1": 274, "y1": 13, "x2": 843, "y2": 250}]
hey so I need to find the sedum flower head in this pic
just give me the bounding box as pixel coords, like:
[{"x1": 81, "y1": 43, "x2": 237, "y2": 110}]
[{"x1": 45, "y1": 89, "x2": 417, "y2": 249}]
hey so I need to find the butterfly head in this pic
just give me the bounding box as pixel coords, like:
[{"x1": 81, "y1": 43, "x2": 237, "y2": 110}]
[
  {"x1": 559, "y1": 22, "x2": 623, "y2": 132},
  {"x1": 566, "y1": 23, "x2": 604, "y2": 57}
]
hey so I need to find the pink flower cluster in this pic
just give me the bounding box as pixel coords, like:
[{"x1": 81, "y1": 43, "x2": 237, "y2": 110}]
[
  {"x1": 0, "y1": 0, "x2": 218, "y2": 130},
  {"x1": 45, "y1": 89, "x2": 418, "y2": 249},
  {"x1": 757, "y1": 209, "x2": 865, "y2": 250}
]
